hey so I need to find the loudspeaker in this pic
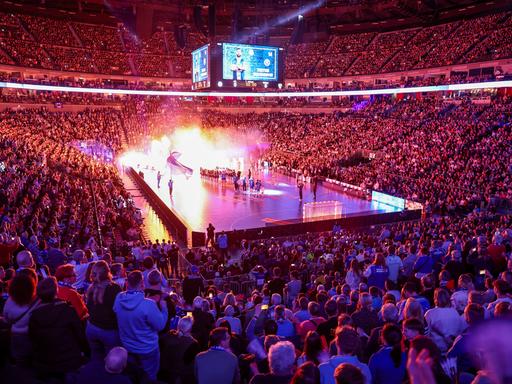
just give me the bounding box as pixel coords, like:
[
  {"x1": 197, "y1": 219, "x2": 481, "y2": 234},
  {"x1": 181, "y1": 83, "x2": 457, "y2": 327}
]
[
  {"x1": 208, "y1": 4, "x2": 216, "y2": 38},
  {"x1": 174, "y1": 25, "x2": 186, "y2": 50},
  {"x1": 231, "y1": 6, "x2": 240, "y2": 41},
  {"x1": 290, "y1": 16, "x2": 305, "y2": 45}
]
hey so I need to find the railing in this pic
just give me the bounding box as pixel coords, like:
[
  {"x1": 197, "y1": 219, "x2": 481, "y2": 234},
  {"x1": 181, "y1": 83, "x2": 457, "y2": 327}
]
[
  {"x1": 88, "y1": 180, "x2": 104, "y2": 249},
  {"x1": 127, "y1": 166, "x2": 189, "y2": 245}
]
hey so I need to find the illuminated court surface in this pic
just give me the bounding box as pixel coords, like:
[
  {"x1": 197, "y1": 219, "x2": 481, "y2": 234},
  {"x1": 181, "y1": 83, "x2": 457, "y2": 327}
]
[{"x1": 141, "y1": 169, "x2": 402, "y2": 232}]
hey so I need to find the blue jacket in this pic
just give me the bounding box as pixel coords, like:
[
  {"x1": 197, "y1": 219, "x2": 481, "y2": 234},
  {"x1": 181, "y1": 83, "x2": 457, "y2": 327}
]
[
  {"x1": 413, "y1": 255, "x2": 433, "y2": 275},
  {"x1": 368, "y1": 346, "x2": 407, "y2": 384},
  {"x1": 367, "y1": 265, "x2": 389, "y2": 289},
  {"x1": 276, "y1": 319, "x2": 295, "y2": 338},
  {"x1": 113, "y1": 291, "x2": 167, "y2": 354}
]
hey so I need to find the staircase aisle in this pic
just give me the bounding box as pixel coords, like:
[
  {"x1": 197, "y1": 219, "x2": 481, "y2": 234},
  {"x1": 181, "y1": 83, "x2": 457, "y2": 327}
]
[{"x1": 119, "y1": 166, "x2": 172, "y2": 242}]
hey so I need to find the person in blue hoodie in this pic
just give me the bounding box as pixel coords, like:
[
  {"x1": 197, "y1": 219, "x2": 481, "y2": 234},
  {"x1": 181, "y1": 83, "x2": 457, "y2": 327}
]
[{"x1": 113, "y1": 270, "x2": 168, "y2": 381}]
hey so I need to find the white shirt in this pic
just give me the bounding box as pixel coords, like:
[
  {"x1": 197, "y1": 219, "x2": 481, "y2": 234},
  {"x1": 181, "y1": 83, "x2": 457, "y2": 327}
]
[
  {"x1": 74, "y1": 262, "x2": 90, "y2": 289},
  {"x1": 386, "y1": 254, "x2": 403, "y2": 282},
  {"x1": 425, "y1": 307, "x2": 464, "y2": 352}
]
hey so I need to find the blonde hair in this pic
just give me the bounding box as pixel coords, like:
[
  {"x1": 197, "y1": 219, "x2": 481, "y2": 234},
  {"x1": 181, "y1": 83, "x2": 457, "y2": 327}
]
[
  {"x1": 403, "y1": 298, "x2": 424, "y2": 324},
  {"x1": 223, "y1": 292, "x2": 236, "y2": 307},
  {"x1": 87, "y1": 260, "x2": 112, "y2": 305}
]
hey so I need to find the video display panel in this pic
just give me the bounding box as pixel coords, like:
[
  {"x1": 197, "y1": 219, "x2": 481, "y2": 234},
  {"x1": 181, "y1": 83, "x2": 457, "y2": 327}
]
[
  {"x1": 192, "y1": 45, "x2": 209, "y2": 83},
  {"x1": 222, "y1": 43, "x2": 279, "y2": 82}
]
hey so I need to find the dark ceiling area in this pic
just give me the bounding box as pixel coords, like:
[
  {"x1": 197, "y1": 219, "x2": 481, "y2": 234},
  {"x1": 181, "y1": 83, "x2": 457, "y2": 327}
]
[{"x1": 2, "y1": 0, "x2": 510, "y2": 37}]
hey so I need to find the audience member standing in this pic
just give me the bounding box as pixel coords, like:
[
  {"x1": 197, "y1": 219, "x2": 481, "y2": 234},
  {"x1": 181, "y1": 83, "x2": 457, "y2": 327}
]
[
  {"x1": 55, "y1": 264, "x2": 89, "y2": 321},
  {"x1": 85, "y1": 260, "x2": 122, "y2": 360},
  {"x1": 159, "y1": 316, "x2": 200, "y2": 384},
  {"x1": 29, "y1": 277, "x2": 89, "y2": 381},
  {"x1": 113, "y1": 270, "x2": 168, "y2": 380},
  {"x1": 318, "y1": 326, "x2": 371, "y2": 384},
  {"x1": 425, "y1": 288, "x2": 464, "y2": 353},
  {"x1": 2, "y1": 270, "x2": 40, "y2": 364},
  {"x1": 206, "y1": 223, "x2": 216, "y2": 248},
  {"x1": 195, "y1": 327, "x2": 240, "y2": 384}
]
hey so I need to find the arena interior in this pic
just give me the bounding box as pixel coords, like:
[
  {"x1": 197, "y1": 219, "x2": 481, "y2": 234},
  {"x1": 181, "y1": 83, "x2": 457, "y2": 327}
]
[{"x1": 0, "y1": 0, "x2": 512, "y2": 383}]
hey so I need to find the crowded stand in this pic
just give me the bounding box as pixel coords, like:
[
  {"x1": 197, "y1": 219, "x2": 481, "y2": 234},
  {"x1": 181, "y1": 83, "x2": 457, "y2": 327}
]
[
  {"x1": 0, "y1": 11, "x2": 511, "y2": 79},
  {"x1": 1, "y1": 97, "x2": 512, "y2": 383},
  {"x1": 345, "y1": 29, "x2": 415, "y2": 76},
  {"x1": 196, "y1": 96, "x2": 512, "y2": 213},
  {"x1": 1, "y1": 1, "x2": 512, "y2": 384}
]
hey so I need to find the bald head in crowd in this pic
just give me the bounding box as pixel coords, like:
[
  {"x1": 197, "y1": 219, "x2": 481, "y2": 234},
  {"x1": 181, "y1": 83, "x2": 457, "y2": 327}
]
[
  {"x1": 105, "y1": 347, "x2": 128, "y2": 374},
  {"x1": 16, "y1": 250, "x2": 34, "y2": 270}
]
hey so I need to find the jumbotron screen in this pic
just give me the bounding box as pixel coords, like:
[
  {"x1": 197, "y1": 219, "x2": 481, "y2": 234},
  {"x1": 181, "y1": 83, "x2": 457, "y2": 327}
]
[
  {"x1": 222, "y1": 43, "x2": 279, "y2": 82},
  {"x1": 192, "y1": 44, "x2": 209, "y2": 85}
]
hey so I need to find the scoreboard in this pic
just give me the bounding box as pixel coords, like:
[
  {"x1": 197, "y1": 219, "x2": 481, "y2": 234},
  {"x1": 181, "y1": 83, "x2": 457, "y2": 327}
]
[
  {"x1": 191, "y1": 42, "x2": 284, "y2": 90},
  {"x1": 192, "y1": 44, "x2": 210, "y2": 89}
]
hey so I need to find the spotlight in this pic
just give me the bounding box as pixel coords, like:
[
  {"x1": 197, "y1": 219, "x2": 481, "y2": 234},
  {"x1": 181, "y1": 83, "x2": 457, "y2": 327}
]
[
  {"x1": 233, "y1": 80, "x2": 237, "y2": 87},
  {"x1": 298, "y1": 14, "x2": 303, "y2": 20},
  {"x1": 217, "y1": 81, "x2": 223, "y2": 87},
  {"x1": 278, "y1": 83, "x2": 283, "y2": 89}
]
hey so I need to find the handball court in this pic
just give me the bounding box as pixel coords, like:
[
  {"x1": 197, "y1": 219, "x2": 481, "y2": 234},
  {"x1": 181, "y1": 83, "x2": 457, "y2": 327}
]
[{"x1": 139, "y1": 169, "x2": 402, "y2": 234}]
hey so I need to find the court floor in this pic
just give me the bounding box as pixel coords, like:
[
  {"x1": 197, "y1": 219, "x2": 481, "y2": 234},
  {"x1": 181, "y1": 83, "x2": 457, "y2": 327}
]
[{"x1": 141, "y1": 168, "x2": 401, "y2": 232}]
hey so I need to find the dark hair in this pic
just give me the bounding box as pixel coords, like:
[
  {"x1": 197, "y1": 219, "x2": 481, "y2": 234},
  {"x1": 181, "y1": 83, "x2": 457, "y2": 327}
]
[
  {"x1": 373, "y1": 253, "x2": 385, "y2": 267},
  {"x1": 299, "y1": 296, "x2": 309, "y2": 310},
  {"x1": 308, "y1": 301, "x2": 320, "y2": 316},
  {"x1": 253, "y1": 295, "x2": 263, "y2": 306},
  {"x1": 303, "y1": 331, "x2": 323, "y2": 365},
  {"x1": 403, "y1": 282, "x2": 418, "y2": 295},
  {"x1": 37, "y1": 277, "x2": 57, "y2": 303},
  {"x1": 494, "y1": 280, "x2": 510, "y2": 296},
  {"x1": 264, "y1": 319, "x2": 278, "y2": 335},
  {"x1": 325, "y1": 299, "x2": 338, "y2": 317},
  {"x1": 17, "y1": 268, "x2": 37, "y2": 282},
  {"x1": 337, "y1": 314, "x2": 352, "y2": 327},
  {"x1": 275, "y1": 305, "x2": 286, "y2": 320},
  {"x1": 127, "y1": 270, "x2": 143, "y2": 290},
  {"x1": 495, "y1": 301, "x2": 512, "y2": 317},
  {"x1": 385, "y1": 280, "x2": 397, "y2": 291},
  {"x1": 9, "y1": 273, "x2": 36, "y2": 306},
  {"x1": 369, "y1": 286, "x2": 380, "y2": 297},
  {"x1": 411, "y1": 336, "x2": 441, "y2": 365},
  {"x1": 383, "y1": 293, "x2": 396, "y2": 304},
  {"x1": 55, "y1": 264, "x2": 75, "y2": 282},
  {"x1": 403, "y1": 318, "x2": 424, "y2": 334},
  {"x1": 334, "y1": 363, "x2": 364, "y2": 384},
  {"x1": 85, "y1": 261, "x2": 96, "y2": 283},
  {"x1": 291, "y1": 361, "x2": 320, "y2": 384},
  {"x1": 142, "y1": 256, "x2": 154, "y2": 270},
  {"x1": 209, "y1": 327, "x2": 229, "y2": 347},
  {"x1": 434, "y1": 288, "x2": 450, "y2": 308},
  {"x1": 218, "y1": 320, "x2": 232, "y2": 335},
  {"x1": 335, "y1": 326, "x2": 359, "y2": 355},
  {"x1": 382, "y1": 323, "x2": 403, "y2": 368},
  {"x1": 465, "y1": 303, "x2": 485, "y2": 324}
]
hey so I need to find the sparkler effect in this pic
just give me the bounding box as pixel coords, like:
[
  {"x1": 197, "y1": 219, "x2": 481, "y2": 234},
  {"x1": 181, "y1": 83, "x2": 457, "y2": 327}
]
[{"x1": 119, "y1": 126, "x2": 265, "y2": 178}]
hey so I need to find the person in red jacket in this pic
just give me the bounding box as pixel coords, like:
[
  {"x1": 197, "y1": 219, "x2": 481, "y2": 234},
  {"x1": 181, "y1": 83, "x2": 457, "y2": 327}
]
[{"x1": 55, "y1": 264, "x2": 89, "y2": 321}]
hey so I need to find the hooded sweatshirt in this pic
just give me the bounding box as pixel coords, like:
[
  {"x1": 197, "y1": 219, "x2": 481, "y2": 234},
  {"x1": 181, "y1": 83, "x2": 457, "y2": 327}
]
[{"x1": 113, "y1": 290, "x2": 167, "y2": 354}]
